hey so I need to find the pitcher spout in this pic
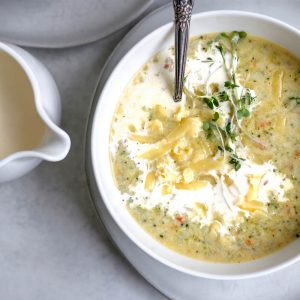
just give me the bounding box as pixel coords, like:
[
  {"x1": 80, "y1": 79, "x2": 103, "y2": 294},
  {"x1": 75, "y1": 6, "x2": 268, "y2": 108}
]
[{"x1": 36, "y1": 126, "x2": 71, "y2": 162}]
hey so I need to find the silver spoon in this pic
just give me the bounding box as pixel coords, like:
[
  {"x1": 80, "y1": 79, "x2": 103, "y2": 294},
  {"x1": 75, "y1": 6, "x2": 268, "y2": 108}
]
[{"x1": 173, "y1": 0, "x2": 195, "y2": 102}]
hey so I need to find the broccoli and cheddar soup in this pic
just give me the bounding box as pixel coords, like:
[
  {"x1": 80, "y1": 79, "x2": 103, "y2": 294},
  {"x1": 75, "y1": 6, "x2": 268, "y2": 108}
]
[{"x1": 110, "y1": 32, "x2": 300, "y2": 263}]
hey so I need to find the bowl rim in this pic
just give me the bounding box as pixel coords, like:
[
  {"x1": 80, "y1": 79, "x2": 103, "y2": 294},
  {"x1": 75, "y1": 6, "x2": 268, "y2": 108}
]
[{"x1": 90, "y1": 9, "x2": 300, "y2": 280}]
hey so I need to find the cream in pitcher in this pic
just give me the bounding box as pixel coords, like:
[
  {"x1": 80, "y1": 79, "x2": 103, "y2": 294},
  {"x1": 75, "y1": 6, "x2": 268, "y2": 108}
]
[
  {"x1": 0, "y1": 51, "x2": 46, "y2": 158},
  {"x1": 0, "y1": 42, "x2": 70, "y2": 182}
]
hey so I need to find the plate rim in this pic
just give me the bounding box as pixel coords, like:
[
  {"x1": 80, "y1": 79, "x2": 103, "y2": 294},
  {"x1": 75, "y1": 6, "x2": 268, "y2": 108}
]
[{"x1": 0, "y1": 0, "x2": 153, "y2": 49}]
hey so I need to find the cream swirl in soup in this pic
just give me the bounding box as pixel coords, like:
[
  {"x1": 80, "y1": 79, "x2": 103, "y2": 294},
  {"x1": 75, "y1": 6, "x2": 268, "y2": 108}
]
[{"x1": 110, "y1": 32, "x2": 300, "y2": 262}]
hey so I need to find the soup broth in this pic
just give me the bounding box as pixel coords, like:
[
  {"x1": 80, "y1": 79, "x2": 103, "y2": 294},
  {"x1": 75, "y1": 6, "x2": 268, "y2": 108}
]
[{"x1": 110, "y1": 33, "x2": 300, "y2": 263}]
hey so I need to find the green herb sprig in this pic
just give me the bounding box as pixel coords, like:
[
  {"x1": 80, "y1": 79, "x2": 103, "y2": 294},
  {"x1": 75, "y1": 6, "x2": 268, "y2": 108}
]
[
  {"x1": 229, "y1": 157, "x2": 242, "y2": 171},
  {"x1": 289, "y1": 96, "x2": 300, "y2": 104},
  {"x1": 200, "y1": 31, "x2": 252, "y2": 171},
  {"x1": 224, "y1": 81, "x2": 239, "y2": 89},
  {"x1": 203, "y1": 97, "x2": 219, "y2": 109}
]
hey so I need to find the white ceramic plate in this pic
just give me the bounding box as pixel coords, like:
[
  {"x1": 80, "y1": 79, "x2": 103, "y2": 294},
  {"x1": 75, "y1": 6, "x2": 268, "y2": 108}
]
[
  {"x1": 0, "y1": 0, "x2": 152, "y2": 48},
  {"x1": 86, "y1": 3, "x2": 300, "y2": 299}
]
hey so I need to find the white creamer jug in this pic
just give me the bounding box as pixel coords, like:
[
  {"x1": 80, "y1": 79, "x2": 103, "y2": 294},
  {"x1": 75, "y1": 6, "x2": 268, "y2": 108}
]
[{"x1": 0, "y1": 42, "x2": 71, "y2": 182}]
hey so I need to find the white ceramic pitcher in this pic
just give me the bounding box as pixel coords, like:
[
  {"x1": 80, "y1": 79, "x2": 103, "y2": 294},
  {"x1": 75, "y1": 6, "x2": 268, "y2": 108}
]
[{"x1": 0, "y1": 42, "x2": 71, "y2": 182}]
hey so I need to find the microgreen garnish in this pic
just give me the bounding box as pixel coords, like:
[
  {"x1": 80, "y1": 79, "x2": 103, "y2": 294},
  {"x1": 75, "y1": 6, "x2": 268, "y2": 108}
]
[
  {"x1": 201, "y1": 57, "x2": 213, "y2": 63},
  {"x1": 212, "y1": 112, "x2": 219, "y2": 122},
  {"x1": 218, "y1": 143, "x2": 245, "y2": 171},
  {"x1": 240, "y1": 90, "x2": 256, "y2": 105},
  {"x1": 220, "y1": 31, "x2": 247, "y2": 47},
  {"x1": 237, "y1": 31, "x2": 247, "y2": 38},
  {"x1": 218, "y1": 91, "x2": 230, "y2": 102},
  {"x1": 230, "y1": 31, "x2": 247, "y2": 46},
  {"x1": 220, "y1": 32, "x2": 229, "y2": 38},
  {"x1": 225, "y1": 145, "x2": 233, "y2": 152},
  {"x1": 198, "y1": 31, "x2": 252, "y2": 171},
  {"x1": 225, "y1": 122, "x2": 232, "y2": 135},
  {"x1": 237, "y1": 107, "x2": 250, "y2": 119},
  {"x1": 202, "y1": 119, "x2": 224, "y2": 141},
  {"x1": 201, "y1": 91, "x2": 229, "y2": 108},
  {"x1": 203, "y1": 97, "x2": 219, "y2": 109},
  {"x1": 201, "y1": 57, "x2": 214, "y2": 67},
  {"x1": 215, "y1": 44, "x2": 224, "y2": 54},
  {"x1": 183, "y1": 73, "x2": 189, "y2": 83},
  {"x1": 202, "y1": 121, "x2": 213, "y2": 138},
  {"x1": 216, "y1": 44, "x2": 226, "y2": 66},
  {"x1": 289, "y1": 96, "x2": 300, "y2": 104},
  {"x1": 202, "y1": 121, "x2": 211, "y2": 131},
  {"x1": 229, "y1": 153, "x2": 245, "y2": 171},
  {"x1": 208, "y1": 31, "x2": 245, "y2": 48},
  {"x1": 218, "y1": 145, "x2": 233, "y2": 153},
  {"x1": 225, "y1": 122, "x2": 236, "y2": 141},
  {"x1": 224, "y1": 81, "x2": 239, "y2": 89},
  {"x1": 229, "y1": 157, "x2": 242, "y2": 171}
]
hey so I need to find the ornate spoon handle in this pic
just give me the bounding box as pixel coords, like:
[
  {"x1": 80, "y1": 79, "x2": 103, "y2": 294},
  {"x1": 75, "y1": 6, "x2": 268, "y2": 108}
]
[{"x1": 173, "y1": 0, "x2": 194, "y2": 102}]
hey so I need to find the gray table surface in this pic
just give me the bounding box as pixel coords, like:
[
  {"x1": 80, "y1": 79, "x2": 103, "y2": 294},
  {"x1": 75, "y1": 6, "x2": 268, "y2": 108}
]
[
  {"x1": 0, "y1": 1, "x2": 299, "y2": 299},
  {"x1": 0, "y1": 1, "x2": 168, "y2": 299}
]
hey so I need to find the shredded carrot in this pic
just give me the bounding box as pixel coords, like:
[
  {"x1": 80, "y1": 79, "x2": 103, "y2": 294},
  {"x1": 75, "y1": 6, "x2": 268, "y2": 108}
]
[
  {"x1": 285, "y1": 205, "x2": 291, "y2": 215},
  {"x1": 256, "y1": 142, "x2": 267, "y2": 150},
  {"x1": 176, "y1": 215, "x2": 185, "y2": 224},
  {"x1": 295, "y1": 150, "x2": 300, "y2": 157},
  {"x1": 245, "y1": 239, "x2": 252, "y2": 246},
  {"x1": 258, "y1": 120, "x2": 269, "y2": 128}
]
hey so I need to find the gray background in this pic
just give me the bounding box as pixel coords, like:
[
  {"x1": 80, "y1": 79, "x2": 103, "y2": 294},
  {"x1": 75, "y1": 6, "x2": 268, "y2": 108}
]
[
  {"x1": 0, "y1": 1, "x2": 168, "y2": 299},
  {"x1": 0, "y1": 1, "x2": 299, "y2": 299}
]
